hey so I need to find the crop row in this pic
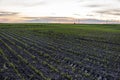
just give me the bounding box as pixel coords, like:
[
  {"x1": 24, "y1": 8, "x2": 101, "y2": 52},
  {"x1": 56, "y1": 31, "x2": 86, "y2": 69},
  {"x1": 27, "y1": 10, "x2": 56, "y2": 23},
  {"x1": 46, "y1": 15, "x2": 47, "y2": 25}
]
[{"x1": 0, "y1": 29, "x2": 119, "y2": 80}]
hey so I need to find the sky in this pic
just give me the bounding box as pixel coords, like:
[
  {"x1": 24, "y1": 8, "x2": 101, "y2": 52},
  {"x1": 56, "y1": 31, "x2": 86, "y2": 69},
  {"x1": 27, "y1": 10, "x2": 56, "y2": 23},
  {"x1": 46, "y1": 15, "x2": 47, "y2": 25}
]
[{"x1": 0, "y1": 0, "x2": 120, "y2": 23}]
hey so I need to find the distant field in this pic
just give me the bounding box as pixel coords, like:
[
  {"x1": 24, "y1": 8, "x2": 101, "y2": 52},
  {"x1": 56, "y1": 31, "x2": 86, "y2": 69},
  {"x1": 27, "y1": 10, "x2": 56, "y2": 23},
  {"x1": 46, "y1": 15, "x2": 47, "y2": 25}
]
[{"x1": 0, "y1": 23, "x2": 120, "y2": 80}]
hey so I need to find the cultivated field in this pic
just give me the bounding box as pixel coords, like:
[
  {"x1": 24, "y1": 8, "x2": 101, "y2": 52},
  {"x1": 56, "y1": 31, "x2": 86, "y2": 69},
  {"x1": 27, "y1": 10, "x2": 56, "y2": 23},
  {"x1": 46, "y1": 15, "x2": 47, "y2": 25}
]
[{"x1": 0, "y1": 24, "x2": 120, "y2": 80}]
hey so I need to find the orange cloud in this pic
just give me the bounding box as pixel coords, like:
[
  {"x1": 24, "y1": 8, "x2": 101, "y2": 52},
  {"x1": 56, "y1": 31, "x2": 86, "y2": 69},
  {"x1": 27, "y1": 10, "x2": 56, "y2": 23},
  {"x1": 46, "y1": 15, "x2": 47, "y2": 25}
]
[{"x1": 0, "y1": 11, "x2": 24, "y2": 23}]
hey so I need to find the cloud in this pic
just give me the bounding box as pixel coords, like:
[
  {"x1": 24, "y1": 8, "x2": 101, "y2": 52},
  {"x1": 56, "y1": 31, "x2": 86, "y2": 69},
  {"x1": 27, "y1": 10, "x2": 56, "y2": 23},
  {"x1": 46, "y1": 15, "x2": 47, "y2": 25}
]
[
  {"x1": 19, "y1": 1, "x2": 46, "y2": 7},
  {"x1": 0, "y1": 0, "x2": 47, "y2": 7},
  {"x1": 0, "y1": 0, "x2": 120, "y2": 23},
  {"x1": 19, "y1": 16, "x2": 120, "y2": 24},
  {"x1": 77, "y1": 0, "x2": 95, "y2": 2},
  {"x1": 80, "y1": 19, "x2": 105, "y2": 23},
  {"x1": 22, "y1": 17, "x2": 75, "y2": 23},
  {"x1": 15, "y1": 0, "x2": 46, "y2": 7},
  {"x1": 73, "y1": 14, "x2": 81, "y2": 16},
  {"x1": 80, "y1": 19, "x2": 120, "y2": 24},
  {"x1": 86, "y1": 14, "x2": 94, "y2": 16},
  {"x1": 0, "y1": 16, "x2": 119, "y2": 23},
  {"x1": 0, "y1": 11, "x2": 22, "y2": 23},
  {"x1": 85, "y1": 4, "x2": 105, "y2": 7},
  {"x1": 0, "y1": 18, "x2": 9, "y2": 22},
  {"x1": 0, "y1": 11, "x2": 18, "y2": 16},
  {"x1": 95, "y1": 9, "x2": 120, "y2": 16}
]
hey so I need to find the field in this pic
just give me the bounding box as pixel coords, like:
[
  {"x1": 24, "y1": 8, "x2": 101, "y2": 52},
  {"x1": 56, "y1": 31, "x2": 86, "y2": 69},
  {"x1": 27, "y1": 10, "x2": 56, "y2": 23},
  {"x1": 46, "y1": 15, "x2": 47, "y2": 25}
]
[{"x1": 0, "y1": 23, "x2": 120, "y2": 80}]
